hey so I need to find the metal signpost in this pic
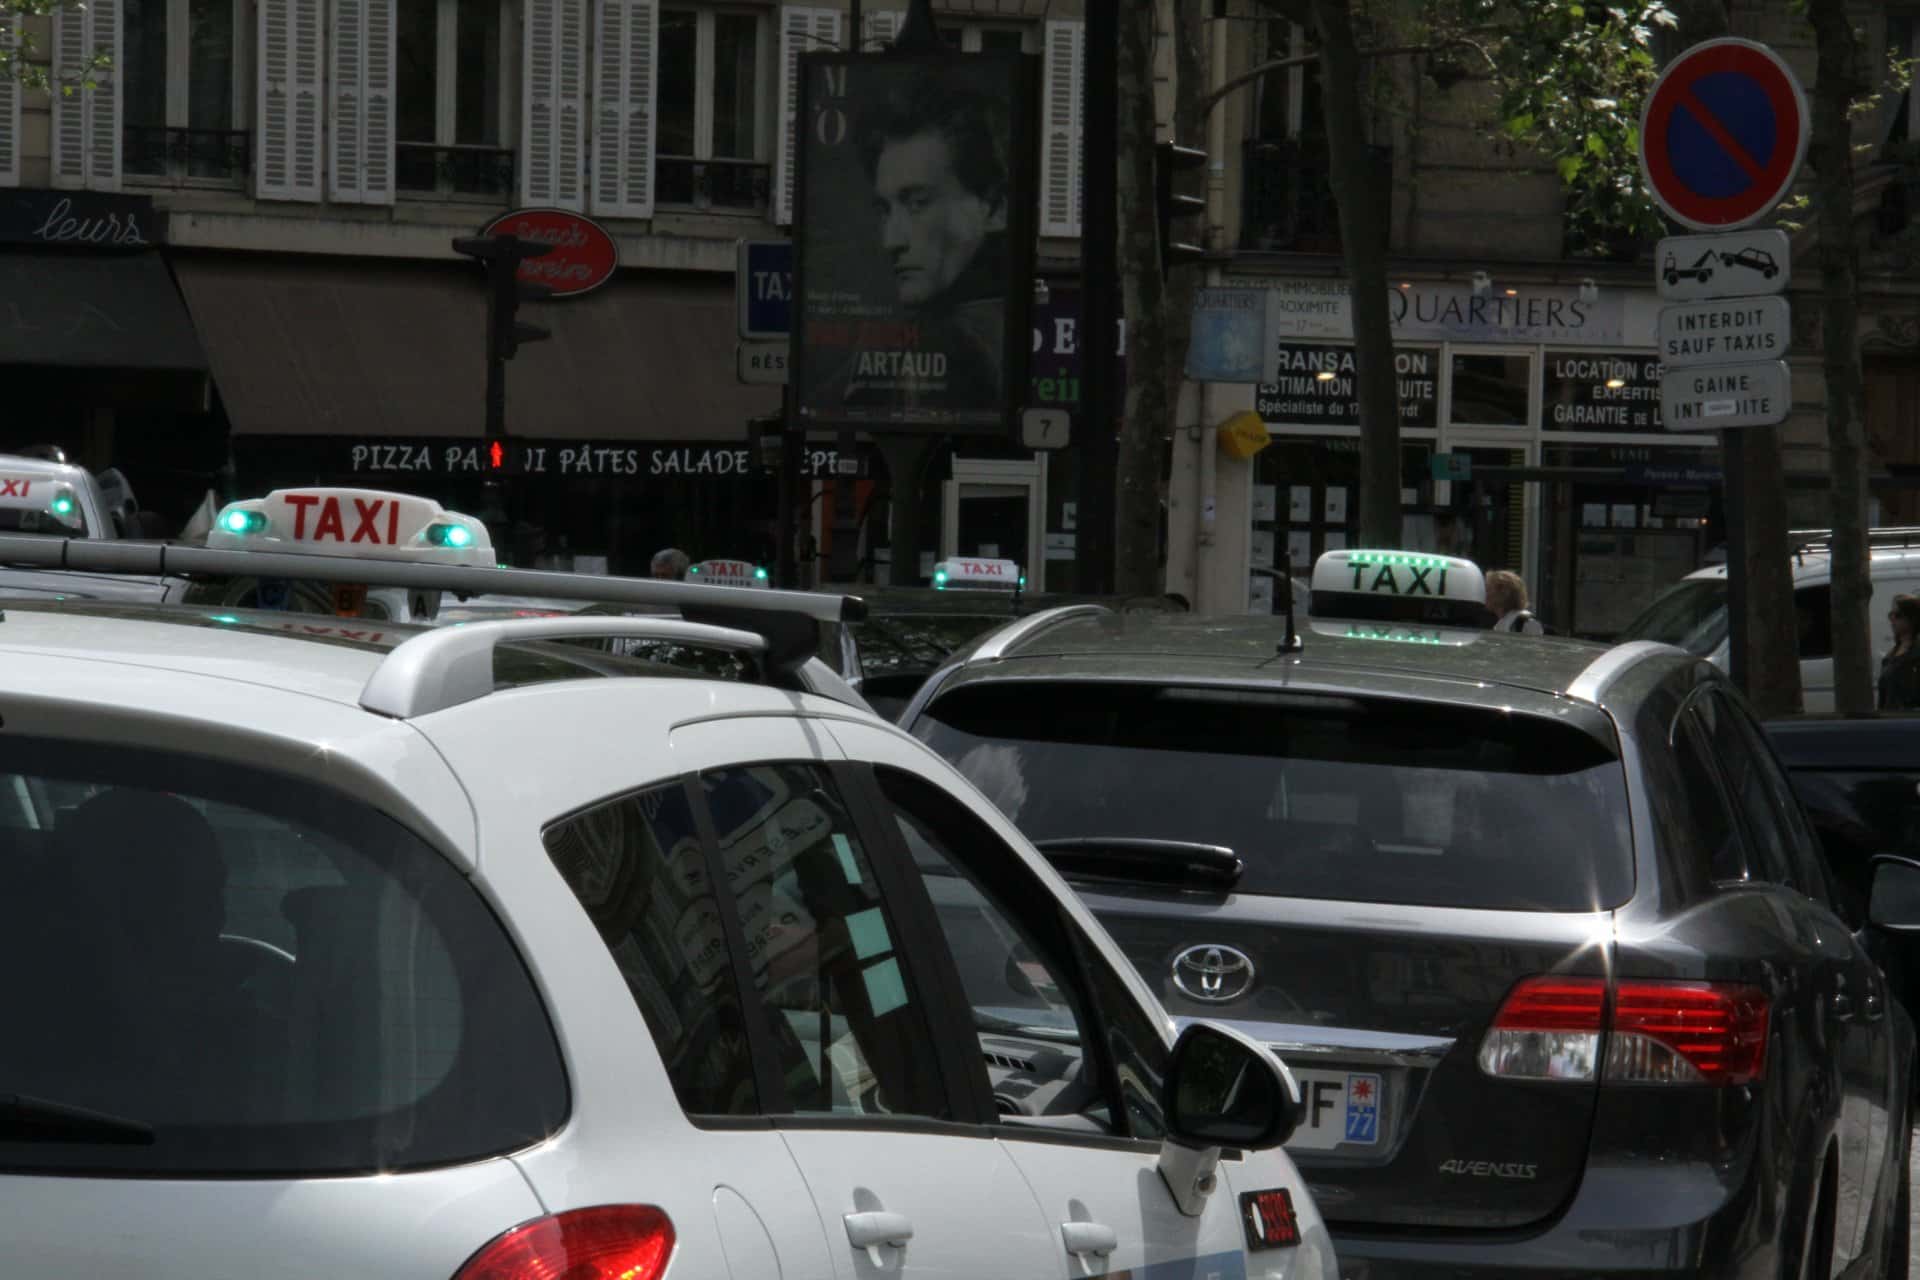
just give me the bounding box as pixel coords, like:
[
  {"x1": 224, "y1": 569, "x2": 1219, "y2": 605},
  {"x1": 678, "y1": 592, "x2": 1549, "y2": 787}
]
[{"x1": 1640, "y1": 37, "x2": 1808, "y2": 693}]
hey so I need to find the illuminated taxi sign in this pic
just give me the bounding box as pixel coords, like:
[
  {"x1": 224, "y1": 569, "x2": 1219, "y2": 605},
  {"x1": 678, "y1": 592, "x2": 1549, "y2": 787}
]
[
  {"x1": 688, "y1": 558, "x2": 768, "y2": 587},
  {"x1": 0, "y1": 476, "x2": 81, "y2": 526},
  {"x1": 933, "y1": 557, "x2": 1023, "y2": 591},
  {"x1": 206, "y1": 488, "x2": 492, "y2": 567},
  {"x1": 1311, "y1": 549, "x2": 1483, "y2": 602}
]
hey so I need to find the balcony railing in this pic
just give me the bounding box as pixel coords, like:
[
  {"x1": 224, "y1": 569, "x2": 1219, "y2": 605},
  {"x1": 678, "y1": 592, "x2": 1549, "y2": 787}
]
[
  {"x1": 654, "y1": 156, "x2": 770, "y2": 212},
  {"x1": 1238, "y1": 137, "x2": 1390, "y2": 255},
  {"x1": 397, "y1": 143, "x2": 516, "y2": 200},
  {"x1": 123, "y1": 125, "x2": 249, "y2": 185}
]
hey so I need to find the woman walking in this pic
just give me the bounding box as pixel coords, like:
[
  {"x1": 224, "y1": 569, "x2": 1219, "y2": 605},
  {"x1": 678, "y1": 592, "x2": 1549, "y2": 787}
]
[{"x1": 1878, "y1": 594, "x2": 1920, "y2": 710}]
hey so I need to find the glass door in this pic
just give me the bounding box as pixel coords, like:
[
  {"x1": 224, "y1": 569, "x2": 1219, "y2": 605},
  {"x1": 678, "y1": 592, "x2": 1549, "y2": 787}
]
[
  {"x1": 942, "y1": 458, "x2": 1046, "y2": 589},
  {"x1": 1437, "y1": 432, "x2": 1538, "y2": 595}
]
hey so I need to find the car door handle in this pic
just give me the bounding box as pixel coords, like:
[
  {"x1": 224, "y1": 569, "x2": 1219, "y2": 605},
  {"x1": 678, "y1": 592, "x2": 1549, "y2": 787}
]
[
  {"x1": 844, "y1": 1210, "x2": 914, "y2": 1265},
  {"x1": 1061, "y1": 1221, "x2": 1119, "y2": 1258}
]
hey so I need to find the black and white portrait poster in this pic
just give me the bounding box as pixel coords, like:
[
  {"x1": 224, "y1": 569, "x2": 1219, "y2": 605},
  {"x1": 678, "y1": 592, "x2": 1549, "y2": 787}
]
[{"x1": 792, "y1": 50, "x2": 1038, "y2": 432}]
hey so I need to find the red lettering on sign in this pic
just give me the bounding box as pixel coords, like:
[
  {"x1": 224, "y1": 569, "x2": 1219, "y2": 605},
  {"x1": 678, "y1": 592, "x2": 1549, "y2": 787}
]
[
  {"x1": 0, "y1": 479, "x2": 28, "y2": 498},
  {"x1": 388, "y1": 502, "x2": 400, "y2": 544},
  {"x1": 285, "y1": 493, "x2": 319, "y2": 538},
  {"x1": 313, "y1": 497, "x2": 346, "y2": 541},
  {"x1": 351, "y1": 498, "x2": 385, "y2": 544}
]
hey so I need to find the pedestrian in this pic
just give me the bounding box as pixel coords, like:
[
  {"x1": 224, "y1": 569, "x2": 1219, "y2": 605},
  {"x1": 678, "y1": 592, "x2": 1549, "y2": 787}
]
[
  {"x1": 650, "y1": 547, "x2": 690, "y2": 580},
  {"x1": 1485, "y1": 569, "x2": 1544, "y2": 635},
  {"x1": 1878, "y1": 594, "x2": 1920, "y2": 710}
]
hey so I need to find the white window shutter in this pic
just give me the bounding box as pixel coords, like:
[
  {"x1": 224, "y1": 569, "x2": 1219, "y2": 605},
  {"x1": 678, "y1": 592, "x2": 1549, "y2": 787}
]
[
  {"x1": 774, "y1": 6, "x2": 841, "y2": 227},
  {"x1": 329, "y1": 0, "x2": 395, "y2": 203},
  {"x1": 862, "y1": 8, "x2": 900, "y2": 51},
  {"x1": 258, "y1": 0, "x2": 323, "y2": 200},
  {"x1": 1040, "y1": 19, "x2": 1083, "y2": 238},
  {"x1": 51, "y1": 0, "x2": 124, "y2": 191},
  {"x1": 329, "y1": 0, "x2": 365, "y2": 201},
  {"x1": 524, "y1": 0, "x2": 587, "y2": 209},
  {"x1": 0, "y1": 15, "x2": 20, "y2": 187},
  {"x1": 589, "y1": 0, "x2": 654, "y2": 218}
]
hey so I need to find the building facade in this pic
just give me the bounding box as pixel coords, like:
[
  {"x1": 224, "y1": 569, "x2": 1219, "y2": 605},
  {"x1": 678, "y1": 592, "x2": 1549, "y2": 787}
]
[
  {"x1": 1169, "y1": 0, "x2": 1920, "y2": 638},
  {"x1": 0, "y1": 0, "x2": 1090, "y2": 579}
]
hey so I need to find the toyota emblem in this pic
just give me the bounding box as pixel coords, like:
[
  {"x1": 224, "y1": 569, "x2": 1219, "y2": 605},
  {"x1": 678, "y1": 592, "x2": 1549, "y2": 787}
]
[{"x1": 1170, "y1": 944, "x2": 1256, "y2": 1003}]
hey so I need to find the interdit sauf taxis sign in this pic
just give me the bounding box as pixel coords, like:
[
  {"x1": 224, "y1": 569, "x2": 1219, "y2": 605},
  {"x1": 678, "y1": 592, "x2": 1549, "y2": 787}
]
[{"x1": 1639, "y1": 38, "x2": 1807, "y2": 432}]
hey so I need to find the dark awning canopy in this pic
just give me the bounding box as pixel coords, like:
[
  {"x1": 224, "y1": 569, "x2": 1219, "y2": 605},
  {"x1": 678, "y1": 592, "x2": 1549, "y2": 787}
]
[
  {"x1": 0, "y1": 249, "x2": 208, "y2": 371},
  {"x1": 172, "y1": 253, "x2": 777, "y2": 440}
]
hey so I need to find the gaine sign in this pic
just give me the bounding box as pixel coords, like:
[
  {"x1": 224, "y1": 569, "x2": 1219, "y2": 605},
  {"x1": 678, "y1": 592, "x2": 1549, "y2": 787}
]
[{"x1": 1637, "y1": 38, "x2": 1809, "y2": 232}]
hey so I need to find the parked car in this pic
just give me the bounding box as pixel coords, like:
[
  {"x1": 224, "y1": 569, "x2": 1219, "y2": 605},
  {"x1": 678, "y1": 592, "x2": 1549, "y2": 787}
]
[
  {"x1": 899, "y1": 547, "x2": 1917, "y2": 1279},
  {"x1": 0, "y1": 492, "x2": 1338, "y2": 1279},
  {"x1": 1618, "y1": 530, "x2": 1920, "y2": 711},
  {"x1": 0, "y1": 449, "x2": 184, "y2": 603}
]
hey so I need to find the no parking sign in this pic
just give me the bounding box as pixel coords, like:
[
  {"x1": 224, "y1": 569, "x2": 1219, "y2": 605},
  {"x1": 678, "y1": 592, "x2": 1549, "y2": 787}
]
[{"x1": 1638, "y1": 38, "x2": 1809, "y2": 231}]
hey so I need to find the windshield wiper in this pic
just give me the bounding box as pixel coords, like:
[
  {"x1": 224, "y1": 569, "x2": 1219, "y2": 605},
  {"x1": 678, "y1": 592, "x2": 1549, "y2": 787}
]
[
  {"x1": 1, "y1": 1094, "x2": 155, "y2": 1145},
  {"x1": 1033, "y1": 837, "x2": 1243, "y2": 888}
]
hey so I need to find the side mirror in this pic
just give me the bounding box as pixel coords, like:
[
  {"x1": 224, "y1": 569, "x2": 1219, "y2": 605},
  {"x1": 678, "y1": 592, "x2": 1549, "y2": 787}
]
[
  {"x1": 1162, "y1": 1021, "x2": 1299, "y2": 1151},
  {"x1": 1869, "y1": 855, "x2": 1920, "y2": 932}
]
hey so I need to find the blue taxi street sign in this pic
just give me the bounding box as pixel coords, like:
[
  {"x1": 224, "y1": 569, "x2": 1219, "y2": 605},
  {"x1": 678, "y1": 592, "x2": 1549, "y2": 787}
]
[
  {"x1": 1637, "y1": 38, "x2": 1809, "y2": 232},
  {"x1": 736, "y1": 240, "x2": 792, "y2": 340}
]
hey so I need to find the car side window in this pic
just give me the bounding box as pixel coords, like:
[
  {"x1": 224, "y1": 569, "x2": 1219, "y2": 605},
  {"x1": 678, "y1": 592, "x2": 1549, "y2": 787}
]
[
  {"x1": 1670, "y1": 702, "x2": 1749, "y2": 883},
  {"x1": 699, "y1": 763, "x2": 949, "y2": 1120},
  {"x1": 1691, "y1": 691, "x2": 1799, "y2": 889},
  {"x1": 542, "y1": 780, "x2": 760, "y2": 1116},
  {"x1": 874, "y1": 766, "x2": 1170, "y2": 1140},
  {"x1": 1715, "y1": 691, "x2": 1838, "y2": 910}
]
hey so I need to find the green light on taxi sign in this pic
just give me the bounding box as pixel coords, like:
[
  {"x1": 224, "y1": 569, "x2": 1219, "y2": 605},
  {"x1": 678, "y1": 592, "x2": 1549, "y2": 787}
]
[
  {"x1": 222, "y1": 509, "x2": 268, "y2": 535},
  {"x1": 1345, "y1": 552, "x2": 1449, "y2": 569},
  {"x1": 424, "y1": 522, "x2": 473, "y2": 549},
  {"x1": 50, "y1": 493, "x2": 76, "y2": 517},
  {"x1": 1345, "y1": 625, "x2": 1446, "y2": 645}
]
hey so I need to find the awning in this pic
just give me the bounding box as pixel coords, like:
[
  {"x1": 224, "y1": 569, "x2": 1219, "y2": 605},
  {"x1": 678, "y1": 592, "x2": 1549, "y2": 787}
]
[
  {"x1": 0, "y1": 249, "x2": 208, "y2": 371},
  {"x1": 173, "y1": 253, "x2": 778, "y2": 440}
]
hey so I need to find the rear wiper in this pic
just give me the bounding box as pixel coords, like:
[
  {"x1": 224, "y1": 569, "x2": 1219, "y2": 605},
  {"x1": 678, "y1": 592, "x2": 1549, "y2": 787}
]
[
  {"x1": 1, "y1": 1094, "x2": 155, "y2": 1145},
  {"x1": 1033, "y1": 838, "x2": 1243, "y2": 888}
]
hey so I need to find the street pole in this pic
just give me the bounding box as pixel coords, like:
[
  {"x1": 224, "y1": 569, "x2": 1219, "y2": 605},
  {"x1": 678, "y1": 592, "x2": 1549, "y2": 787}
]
[
  {"x1": 1076, "y1": 1, "x2": 1119, "y2": 595},
  {"x1": 1724, "y1": 430, "x2": 1749, "y2": 693}
]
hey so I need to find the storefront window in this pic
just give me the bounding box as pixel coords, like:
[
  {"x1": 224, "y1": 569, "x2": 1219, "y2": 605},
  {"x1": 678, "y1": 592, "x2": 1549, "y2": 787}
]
[
  {"x1": 1257, "y1": 344, "x2": 1439, "y2": 431},
  {"x1": 1542, "y1": 351, "x2": 1664, "y2": 433},
  {"x1": 1253, "y1": 438, "x2": 1436, "y2": 577},
  {"x1": 1449, "y1": 353, "x2": 1531, "y2": 426}
]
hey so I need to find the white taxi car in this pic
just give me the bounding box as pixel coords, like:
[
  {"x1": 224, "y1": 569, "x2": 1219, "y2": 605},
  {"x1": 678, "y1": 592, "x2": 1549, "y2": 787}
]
[
  {"x1": 0, "y1": 451, "x2": 184, "y2": 603},
  {"x1": 0, "y1": 488, "x2": 1337, "y2": 1280}
]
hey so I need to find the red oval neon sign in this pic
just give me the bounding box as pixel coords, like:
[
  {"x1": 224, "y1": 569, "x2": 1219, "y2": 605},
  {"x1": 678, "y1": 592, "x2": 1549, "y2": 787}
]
[{"x1": 481, "y1": 208, "x2": 619, "y2": 298}]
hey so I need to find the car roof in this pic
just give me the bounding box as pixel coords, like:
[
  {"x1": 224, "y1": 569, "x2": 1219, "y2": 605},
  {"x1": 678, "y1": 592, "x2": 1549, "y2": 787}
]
[
  {"x1": 931, "y1": 608, "x2": 1658, "y2": 715},
  {"x1": 1682, "y1": 545, "x2": 1920, "y2": 584}
]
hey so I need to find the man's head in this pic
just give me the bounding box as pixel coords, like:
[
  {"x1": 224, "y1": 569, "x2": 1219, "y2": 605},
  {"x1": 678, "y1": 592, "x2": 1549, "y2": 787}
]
[
  {"x1": 860, "y1": 85, "x2": 1009, "y2": 307},
  {"x1": 651, "y1": 548, "x2": 690, "y2": 580}
]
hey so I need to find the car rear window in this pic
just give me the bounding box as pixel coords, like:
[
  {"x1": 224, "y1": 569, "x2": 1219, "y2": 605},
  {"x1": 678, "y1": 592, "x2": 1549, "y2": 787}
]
[
  {"x1": 916, "y1": 682, "x2": 1634, "y2": 912},
  {"x1": 0, "y1": 737, "x2": 566, "y2": 1176}
]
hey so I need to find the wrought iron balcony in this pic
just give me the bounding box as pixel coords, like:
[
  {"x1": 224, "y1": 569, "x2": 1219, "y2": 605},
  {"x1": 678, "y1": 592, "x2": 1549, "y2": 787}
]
[
  {"x1": 654, "y1": 156, "x2": 770, "y2": 212},
  {"x1": 122, "y1": 125, "x2": 249, "y2": 185},
  {"x1": 396, "y1": 143, "x2": 516, "y2": 199},
  {"x1": 1238, "y1": 137, "x2": 1390, "y2": 254}
]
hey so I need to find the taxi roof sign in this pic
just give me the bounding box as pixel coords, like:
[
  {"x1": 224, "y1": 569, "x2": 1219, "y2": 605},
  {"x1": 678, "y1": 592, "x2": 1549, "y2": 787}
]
[
  {"x1": 1309, "y1": 548, "x2": 1487, "y2": 627},
  {"x1": 688, "y1": 558, "x2": 768, "y2": 587},
  {"x1": 933, "y1": 557, "x2": 1023, "y2": 591},
  {"x1": 207, "y1": 489, "x2": 493, "y2": 567}
]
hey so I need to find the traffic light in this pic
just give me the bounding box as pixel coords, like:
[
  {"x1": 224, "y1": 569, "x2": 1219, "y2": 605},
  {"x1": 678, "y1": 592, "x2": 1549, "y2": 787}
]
[
  {"x1": 452, "y1": 233, "x2": 556, "y2": 363},
  {"x1": 1155, "y1": 141, "x2": 1208, "y2": 277}
]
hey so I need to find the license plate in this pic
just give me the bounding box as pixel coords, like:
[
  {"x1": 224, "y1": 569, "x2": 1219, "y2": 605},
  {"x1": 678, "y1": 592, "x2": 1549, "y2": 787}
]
[{"x1": 1285, "y1": 1069, "x2": 1382, "y2": 1151}]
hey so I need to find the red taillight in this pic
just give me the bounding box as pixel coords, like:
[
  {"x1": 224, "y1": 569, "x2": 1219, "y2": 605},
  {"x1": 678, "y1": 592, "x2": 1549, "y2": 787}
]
[
  {"x1": 1612, "y1": 981, "x2": 1769, "y2": 1086},
  {"x1": 1480, "y1": 976, "x2": 1769, "y2": 1086},
  {"x1": 454, "y1": 1206, "x2": 675, "y2": 1280}
]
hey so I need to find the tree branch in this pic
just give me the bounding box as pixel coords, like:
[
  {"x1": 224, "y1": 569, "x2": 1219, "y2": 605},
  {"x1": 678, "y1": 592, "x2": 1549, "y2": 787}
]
[{"x1": 1199, "y1": 42, "x2": 1462, "y2": 118}]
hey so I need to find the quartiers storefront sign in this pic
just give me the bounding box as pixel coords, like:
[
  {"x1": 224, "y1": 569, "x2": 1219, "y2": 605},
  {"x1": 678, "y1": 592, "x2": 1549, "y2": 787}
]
[{"x1": 1235, "y1": 277, "x2": 1639, "y2": 346}]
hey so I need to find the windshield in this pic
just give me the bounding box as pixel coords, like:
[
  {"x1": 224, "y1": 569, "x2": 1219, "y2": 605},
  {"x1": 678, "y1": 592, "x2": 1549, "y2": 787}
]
[
  {"x1": 916, "y1": 681, "x2": 1633, "y2": 913},
  {"x1": 1617, "y1": 577, "x2": 1728, "y2": 655},
  {"x1": 0, "y1": 736, "x2": 566, "y2": 1175}
]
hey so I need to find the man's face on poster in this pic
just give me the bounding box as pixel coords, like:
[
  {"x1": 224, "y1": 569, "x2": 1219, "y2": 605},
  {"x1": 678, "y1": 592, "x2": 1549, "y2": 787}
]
[{"x1": 873, "y1": 130, "x2": 1006, "y2": 307}]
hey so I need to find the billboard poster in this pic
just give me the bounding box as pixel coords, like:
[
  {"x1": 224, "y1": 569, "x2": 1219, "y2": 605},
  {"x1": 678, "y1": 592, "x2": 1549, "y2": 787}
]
[{"x1": 792, "y1": 50, "x2": 1038, "y2": 433}]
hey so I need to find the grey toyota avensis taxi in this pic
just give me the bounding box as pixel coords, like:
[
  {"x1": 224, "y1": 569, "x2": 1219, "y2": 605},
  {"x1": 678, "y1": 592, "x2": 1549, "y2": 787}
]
[{"x1": 898, "y1": 548, "x2": 1919, "y2": 1280}]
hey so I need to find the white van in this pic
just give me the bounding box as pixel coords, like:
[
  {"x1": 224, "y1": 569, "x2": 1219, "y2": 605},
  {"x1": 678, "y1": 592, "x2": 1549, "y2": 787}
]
[{"x1": 1617, "y1": 530, "x2": 1920, "y2": 711}]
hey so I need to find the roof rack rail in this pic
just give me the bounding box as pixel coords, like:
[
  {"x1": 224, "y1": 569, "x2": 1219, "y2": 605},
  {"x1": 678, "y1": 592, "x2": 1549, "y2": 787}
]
[
  {"x1": 362, "y1": 616, "x2": 801, "y2": 718},
  {"x1": 1787, "y1": 526, "x2": 1920, "y2": 555},
  {"x1": 0, "y1": 534, "x2": 867, "y2": 626},
  {"x1": 968, "y1": 604, "x2": 1112, "y2": 662}
]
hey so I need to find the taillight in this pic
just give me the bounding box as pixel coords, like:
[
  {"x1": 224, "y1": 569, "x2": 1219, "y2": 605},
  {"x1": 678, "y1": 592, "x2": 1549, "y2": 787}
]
[
  {"x1": 454, "y1": 1205, "x2": 675, "y2": 1280},
  {"x1": 1479, "y1": 976, "x2": 1769, "y2": 1086}
]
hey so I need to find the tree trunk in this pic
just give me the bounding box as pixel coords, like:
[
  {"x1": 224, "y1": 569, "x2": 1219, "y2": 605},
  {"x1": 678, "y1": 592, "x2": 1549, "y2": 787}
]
[
  {"x1": 1115, "y1": 0, "x2": 1169, "y2": 596},
  {"x1": 1664, "y1": 0, "x2": 1797, "y2": 713},
  {"x1": 1809, "y1": 0, "x2": 1874, "y2": 714},
  {"x1": 1311, "y1": 0, "x2": 1398, "y2": 547}
]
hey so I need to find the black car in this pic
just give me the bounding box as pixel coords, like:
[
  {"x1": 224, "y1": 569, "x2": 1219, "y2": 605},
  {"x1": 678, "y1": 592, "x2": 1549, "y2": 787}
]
[
  {"x1": 899, "y1": 555, "x2": 1916, "y2": 1278},
  {"x1": 1766, "y1": 712, "x2": 1920, "y2": 1025}
]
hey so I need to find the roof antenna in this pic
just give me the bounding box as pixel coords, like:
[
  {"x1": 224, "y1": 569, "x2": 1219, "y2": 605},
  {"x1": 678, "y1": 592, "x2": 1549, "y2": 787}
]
[{"x1": 1279, "y1": 551, "x2": 1303, "y2": 654}]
